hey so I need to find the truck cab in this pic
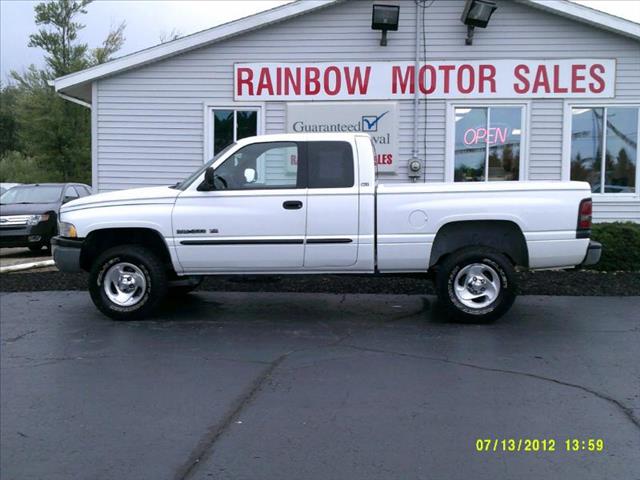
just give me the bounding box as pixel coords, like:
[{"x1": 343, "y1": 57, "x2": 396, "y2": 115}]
[{"x1": 171, "y1": 133, "x2": 374, "y2": 272}]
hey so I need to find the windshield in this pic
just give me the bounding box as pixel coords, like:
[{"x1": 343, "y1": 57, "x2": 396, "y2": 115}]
[
  {"x1": 0, "y1": 186, "x2": 63, "y2": 204},
  {"x1": 176, "y1": 142, "x2": 237, "y2": 190}
]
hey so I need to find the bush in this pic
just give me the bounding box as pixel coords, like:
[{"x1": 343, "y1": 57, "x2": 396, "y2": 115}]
[
  {"x1": 0, "y1": 150, "x2": 54, "y2": 183},
  {"x1": 588, "y1": 222, "x2": 640, "y2": 272}
]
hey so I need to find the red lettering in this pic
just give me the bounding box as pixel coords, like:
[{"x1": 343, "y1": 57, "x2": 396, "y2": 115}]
[
  {"x1": 392, "y1": 66, "x2": 414, "y2": 94},
  {"x1": 439, "y1": 65, "x2": 455, "y2": 93},
  {"x1": 513, "y1": 64, "x2": 530, "y2": 94},
  {"x1": 457, "y1": 64, "x2": 475, "y2": 94},
  {"x1": 532, "y1": 65, "x2": 551, "y2": 93},
  {"x1": 376, "y1": 154, "x2": 393, "y2": 165},
  {"x1": 284, "y1": 67, "x2": 301, "y2": 95},
  {"x1": 345, "y1": 66, "x2": 371, "y2": 95},
  {"x1": 553, "y1": 64, "x2": 568, "y2": 94},
  {"x1": 494, "y1": 127, "x2": 507, "y2": 144},
  {"x1": 464, "y1": 129, "x2": 476, "y2": 145},
  {"x1": 589, "y1": 64, "x2": 605, "y2": 93},
  {"x1": 305, "y1": 67, "x2": 321, "y2": 95},
  {"x1": 236, "y1": 67, "x2": 254, "y2": 96},
  {"x1": 479, "y1": 64, "x2": 496, "y2": 93},
  {"x1": 571, "y1": 64, "x2": 586, "y2": 93},
  {"x1": 324, "y1": 66, "x2": 341, "y2": 96},
  {"x1": 256, "y1": 68, "x2": 274, "y2": 96},
  {"x1": 419, "y1": 65, "x2": 436, "y2": 94}
]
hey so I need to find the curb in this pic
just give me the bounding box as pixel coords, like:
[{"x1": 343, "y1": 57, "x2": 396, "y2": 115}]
[{"x1": 0, "y1": 260, "x2": 55, "y2": 274}]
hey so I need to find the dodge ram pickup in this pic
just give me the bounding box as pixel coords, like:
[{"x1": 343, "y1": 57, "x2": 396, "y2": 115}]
[{"x1": 51, "y1": 133, "x2": 601, "y2": 322}]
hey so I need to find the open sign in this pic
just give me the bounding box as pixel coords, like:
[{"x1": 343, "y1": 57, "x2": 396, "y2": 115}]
[{"x1": 463, "y1": 127, "x2": 509, "y2": 145}]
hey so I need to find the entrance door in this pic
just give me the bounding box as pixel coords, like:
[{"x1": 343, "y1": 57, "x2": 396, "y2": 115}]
[
  {"x1": 173, "y1": 141, "x2": 307, "y2": 271},
  {"x1": 303, "y1": 140, "x2": 360, "y2": 268}
]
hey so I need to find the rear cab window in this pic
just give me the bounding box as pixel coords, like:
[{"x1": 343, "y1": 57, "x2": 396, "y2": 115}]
[{"x1": 306, "y1": 141, "x2": 355, "y2": 189}]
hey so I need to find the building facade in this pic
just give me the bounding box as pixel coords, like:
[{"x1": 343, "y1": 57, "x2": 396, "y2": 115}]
[{"x1": 55, "y1": 0, "x2": 640, "y2": 222}]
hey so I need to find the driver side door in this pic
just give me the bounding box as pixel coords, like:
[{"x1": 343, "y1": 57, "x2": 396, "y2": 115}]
[{"x1": 172, "y1": 141, "x2": 307, "y2": 271}]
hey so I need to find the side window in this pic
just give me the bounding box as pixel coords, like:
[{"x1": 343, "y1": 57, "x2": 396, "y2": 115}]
[
  {"x1": 212, "y1": 109, "x2": 258, "y2": 155},
  {"x1": 307, "y1": 141, "x2": 354, "y2": 188},
  {"x1": 64, "y1": 186, "x2": 79, "y2": 201},
  {"x1": 77, "y1": 186, "x2": 91, "y2": 197},
  {"x1": 214, "y1": 142, "x2": 300, "y2": 190}
]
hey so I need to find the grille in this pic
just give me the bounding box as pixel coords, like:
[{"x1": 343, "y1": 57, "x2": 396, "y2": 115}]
[{"x1": 0, "y1": 215, "x2": 31, "y2": 227}]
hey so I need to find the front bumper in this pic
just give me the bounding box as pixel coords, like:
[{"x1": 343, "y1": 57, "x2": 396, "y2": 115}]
[
  {"x1": 51, "y1": 236, "x2": 84, "y2": 272},
  {"x1": 581, "y1": 240, "x2": 602, "y2": 266},
  {"x1": 0, "y1": 222, "x2": 56, "y2": 248}
]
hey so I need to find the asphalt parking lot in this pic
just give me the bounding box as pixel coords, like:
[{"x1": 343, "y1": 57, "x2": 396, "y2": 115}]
[{"x1": 1, "y1": 291, "x2": 639, "y2": 480}]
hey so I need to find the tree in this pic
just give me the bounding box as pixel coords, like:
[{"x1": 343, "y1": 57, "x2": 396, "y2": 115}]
[
  {"x1": 4, "y1": 0, "x2": 125, "y2": 185},
  {"x1": 28, "y1": 0, "x2": 92, "y2": 78},
  {"x1": 0, "y1": 83, "x2": 21, "y2": 156},
  {"x1": 91, "y1": 21, "x2": 126, "y2": 65},
  {"x1": 159, "y1": 28, "x2": 182, "y2": 44}
]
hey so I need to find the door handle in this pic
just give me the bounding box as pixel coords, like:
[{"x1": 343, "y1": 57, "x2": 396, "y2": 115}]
[{"x1": 283, "y1": 200, "x2": 303, "y2": 210}]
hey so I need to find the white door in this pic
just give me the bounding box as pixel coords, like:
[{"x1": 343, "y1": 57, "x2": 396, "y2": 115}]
[
  {"x1": 173, "y1": 141, "x2": 306, "y2": 271},
  {"x1": 303, "y1": 141, "x2": 360, "y2": 268}
]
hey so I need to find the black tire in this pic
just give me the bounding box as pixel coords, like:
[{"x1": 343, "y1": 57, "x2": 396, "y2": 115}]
[
  {"x1": 168, "y1": 276, "x2": 203, "y2": 297},
  {"x1": 435, "y1": 247, "x2": 517, "y2": 323},
  {"x1": 89, "y1": 245, "x2": 168, "y2": 320},
  {"x1": 28, "y1": 245, "x2": 43, "y2": 252}
]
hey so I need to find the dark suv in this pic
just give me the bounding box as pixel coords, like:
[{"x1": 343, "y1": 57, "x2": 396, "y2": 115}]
[{"x1": 0, "y1": 183, "x2": 92, "y2": 251}]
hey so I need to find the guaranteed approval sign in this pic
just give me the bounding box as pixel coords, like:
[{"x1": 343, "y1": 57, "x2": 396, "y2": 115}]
[{"x1": 234, "y1": 60, "x2": 615, "y2": 100}]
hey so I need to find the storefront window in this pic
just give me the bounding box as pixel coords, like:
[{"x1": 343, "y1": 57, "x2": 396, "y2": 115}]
[
  {"x1": 571, "y1": 107, "x2": 638, "y2": 193},
  {"x1": 212, "y1": 108, "x2": 258, "y2": 155},
  {"x1": 454, "y1": 106, "x2": 522, "y2": 182}
]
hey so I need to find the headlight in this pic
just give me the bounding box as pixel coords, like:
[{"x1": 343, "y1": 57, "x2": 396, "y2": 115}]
[
  {"x1": 58, "y1": 221, "x2": 77, "y2": 238},
  {"x1": 26, "y1": 214, "x2": 50, "y2": 226}
]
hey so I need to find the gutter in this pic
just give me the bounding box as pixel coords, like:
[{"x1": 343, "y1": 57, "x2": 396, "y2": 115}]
[
  {"x1": 57, "y1": 92, "x2": 92, "y2": 109},
  {"x1": 48, "y1": 79, "x2": 92, "y2": 109}
]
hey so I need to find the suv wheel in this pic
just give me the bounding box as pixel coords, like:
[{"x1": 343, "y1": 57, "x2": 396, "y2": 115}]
[
  {"x1": 435, "y1": 247, "x2": 517, "y2": 323},
  {"x1": 89, "y1": 245, "x2": 168, "y2": 320}
]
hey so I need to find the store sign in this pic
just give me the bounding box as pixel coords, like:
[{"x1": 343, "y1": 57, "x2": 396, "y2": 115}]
[
  {"x1": 235, "y1": 60, "x2": 615, "y2": 100},
  {"x1": 464, "y1": 127, "x2": 508, "y2": 145},
  {"x1": 286, "y1": 102, "x2": 398, "y2": 173}
]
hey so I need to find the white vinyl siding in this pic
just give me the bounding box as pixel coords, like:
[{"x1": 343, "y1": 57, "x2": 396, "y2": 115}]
[{"x1": 95, "y1": 0, "x2": 640, "y2": 220}]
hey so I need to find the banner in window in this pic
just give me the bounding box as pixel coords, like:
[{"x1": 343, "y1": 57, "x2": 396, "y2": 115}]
[
  {"x1": 286, "y1": 102, "x2": 398, "y2": 173},
  {"x1": 235, "y1": 60, "x2": 615, "y2": 101}
]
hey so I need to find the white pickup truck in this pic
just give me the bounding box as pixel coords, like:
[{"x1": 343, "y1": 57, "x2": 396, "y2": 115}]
[{"x1": 52, "y1": 133, "x2": 600, "y2": 322}]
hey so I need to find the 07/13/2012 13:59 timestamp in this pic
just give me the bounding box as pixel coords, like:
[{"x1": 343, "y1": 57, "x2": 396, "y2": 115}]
[{"x1": 475, "y1": 438, "x2": 605, "y2": 453}]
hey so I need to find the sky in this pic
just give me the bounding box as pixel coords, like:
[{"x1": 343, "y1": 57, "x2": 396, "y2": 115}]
[{"x1": 1, "y1": 0, "x2": 639, "y2": 81}]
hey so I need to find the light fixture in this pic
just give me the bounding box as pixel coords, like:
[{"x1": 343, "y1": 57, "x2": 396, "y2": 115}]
[
  {"x1": 372, "y1": 4, "x2": 400, "y2": 47},
  {"x1": 461, "y1": 0, "x2": 497, "y2": 45}
]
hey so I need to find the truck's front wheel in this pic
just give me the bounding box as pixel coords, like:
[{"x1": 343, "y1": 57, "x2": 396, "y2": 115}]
[
  {"x1": 435, "y1": 247, "x2": 516, "y2": 323},
  {"x1": 89, "y1": 245, "x2": 168, "y2": 320}
]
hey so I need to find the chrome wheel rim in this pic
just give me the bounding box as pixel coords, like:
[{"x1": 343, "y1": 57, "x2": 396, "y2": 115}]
[
  {"x1": 103, "y1": 262, "x2": 147, "y2": 307},
  {"x1": 453, "y1": 263, "x2": 501, "y2": 309}
]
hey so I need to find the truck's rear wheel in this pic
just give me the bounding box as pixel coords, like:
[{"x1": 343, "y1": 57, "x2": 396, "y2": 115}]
[
  {"x1": 89, "y1": 245, "x2": 168, "y2": 320},
  {"x1": 435, "y1": 247, "x2": 516, "y2": 323}
]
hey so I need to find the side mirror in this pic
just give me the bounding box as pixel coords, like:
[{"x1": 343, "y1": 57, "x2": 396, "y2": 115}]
[
  {"x1": 197, "y1": 167, "x2": 216, "y2": 191},
  {"x1": 244, "y1": 168, "x2": 256, "y2": 183},
  {"x1": 62, "y1": 196, "x2": 75, "y2": 204}
]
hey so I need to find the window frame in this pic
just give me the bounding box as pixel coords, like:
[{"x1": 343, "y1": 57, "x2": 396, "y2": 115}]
[
  {"x1": 445, "y1": 100, "x2": 530, "y2": 183},
  {"x1": 63, "y1": 185, "x2": 80, "y2": 201},
  {"x1": 562, "y1": 100, "x2": 640, "y2": 201},
  {"x1": 203, "y1": 102, "x2": 265, "y2": 163},
  {"x1": 213, "y1": 141, "x2": 304, "y2": 191}
]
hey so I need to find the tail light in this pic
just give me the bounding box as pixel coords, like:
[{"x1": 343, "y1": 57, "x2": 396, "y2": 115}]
[{"x1": 576, "y1": 198, "x2": 592, "y2": 238}]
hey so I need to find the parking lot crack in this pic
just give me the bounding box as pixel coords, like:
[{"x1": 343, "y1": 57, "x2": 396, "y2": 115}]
[
  {"x1": 341, "y1": 344, "x2": 640, "y2": 431},
  {"x1": 3, "y1": 329, "x2": 37, "y2": 344},
  {"x1": 174, "y1": 352, "x2": 288, "y2": 480}
]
